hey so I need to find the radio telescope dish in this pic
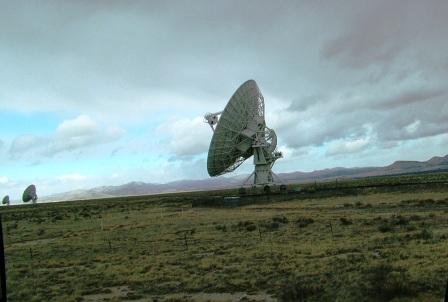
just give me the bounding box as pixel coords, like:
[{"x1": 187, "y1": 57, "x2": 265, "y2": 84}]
[
  {"x1": 22, "y1": 185, "x2": 37, "y2": 204},
  {"x1": 1, "y1": 195, "x2": 9, "y2": 206},
  {"x1": 205, "y1": 80, "x2": 282, "y2": 186}
]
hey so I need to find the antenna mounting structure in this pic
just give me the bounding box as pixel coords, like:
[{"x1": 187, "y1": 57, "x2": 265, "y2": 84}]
[{"x1": 205, "y1": 80, "x2": 282, "y2": 186}]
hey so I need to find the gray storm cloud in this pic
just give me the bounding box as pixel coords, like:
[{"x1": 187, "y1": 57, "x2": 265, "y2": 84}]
[{"x1": 0, "y1": 0, "x2": 447, "y2": 161}]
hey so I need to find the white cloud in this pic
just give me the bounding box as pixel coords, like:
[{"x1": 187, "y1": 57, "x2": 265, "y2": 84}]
[
  {"x1": 326, "y1": 137, "x2": 370, "y2": 156},
  {"x1": 0, "y1": 176, "x2": 9, "y2": 184},
  {"x1": 57, "y1": 173, "x2": 88, "y2": 182},
  {"x1": 157, "y1": 116, "x2": 212, "y2": 158},
  {"x1": 405, "y1": 120, "x2": 421, "y2": 134},
  {"x1": 9, "y1": 134, "x2": 44, "y2": 155},
  {"x1": 56, "y1": 114, "x2": 97, "y2": 137},
  {"x1": 9, "y1": 115, "x2": 125, "y2": 158},
  {"x1": 45, "y1": 114, "x2": 124, "y2": 156},
  {"x1": 1, "y1": 1, "x2": 447, "y2": 197},
  {"x1": 105, "y1": 126, "x2": 126, "y2": 139}
]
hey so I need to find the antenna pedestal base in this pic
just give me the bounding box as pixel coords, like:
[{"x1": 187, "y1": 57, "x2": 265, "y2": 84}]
[{"x1": 254, "y1": 164, "x2": 274, "y2": 185}]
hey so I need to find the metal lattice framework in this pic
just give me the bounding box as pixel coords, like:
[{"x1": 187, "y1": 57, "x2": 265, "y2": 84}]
[{"x1": 206, "y1": 80, "x2": 282, "y2": 185}]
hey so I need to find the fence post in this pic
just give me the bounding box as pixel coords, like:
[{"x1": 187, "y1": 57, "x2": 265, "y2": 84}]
[
  {"x1": 0, "y1": 215, "x2": 7, "y2": 301},
  {"x1": 444, "y1": 278, "x2": 448, "y2": 302},
  {"x1": 329, "y1": 221, "x2": 334, "y2": 239},
  {"x1": 184, "y1": 232, "x2": 188, "y2": 251}
]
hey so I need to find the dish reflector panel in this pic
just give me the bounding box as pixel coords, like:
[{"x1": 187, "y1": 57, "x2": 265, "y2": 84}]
[
  {"x1": 205, "y1": 79, "x2": 282, "y2": 186},
  {"x1": 22, "y1": 184, "x2": 37, "y2": 203},
  {"x1": 207, "y1": 80, "x2": 264, "y2": 176}
]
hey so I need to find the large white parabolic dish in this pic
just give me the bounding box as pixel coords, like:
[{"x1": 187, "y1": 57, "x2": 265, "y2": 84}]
[{"x1": 206, "y1": 80, "x2": 282, "y2": 185}]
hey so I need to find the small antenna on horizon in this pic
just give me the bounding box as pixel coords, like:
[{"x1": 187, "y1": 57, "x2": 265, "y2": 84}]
[
  {"x1": 22, "y1": 185, "x2": 38, "y2": 204},
  {"x1": 1, "y1": 196, "x2": 9, "y2": 206}
]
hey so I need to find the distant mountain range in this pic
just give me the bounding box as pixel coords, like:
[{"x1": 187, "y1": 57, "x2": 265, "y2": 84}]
[{"x1": 43, "y1": 154, "x2": 448, "y2": 202}]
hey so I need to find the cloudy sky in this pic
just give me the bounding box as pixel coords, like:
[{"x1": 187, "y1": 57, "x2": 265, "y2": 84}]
[{"x1": 1, "y1": 0, "x2": 447, "y2": 200}]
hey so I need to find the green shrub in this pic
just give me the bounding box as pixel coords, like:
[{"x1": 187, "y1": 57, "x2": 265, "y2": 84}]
[
  {"x1": 7, "y1": 222, "x2": 18, "y2": 231},
  {"x1": 410, "y1": 214, "x2": 422, "y2": 221},
  {"x1": 126, "y1": 292, "x2": 144, "y2": 299},
  {"x1": 295, "y1": 218, "x2": 314, "y2": 228},
  {"x1": 339, "y1": 217, "x2": 352, "y2": 225},
  {"x1": 378, "y1": 223, "x2": 394, "y2": 233},
  {"x1": 391, "y1": 215, "x2": 409, "y2": 225},
  {"x1": 33, "y1": 217, "x2": 46, "y2": 224},
  {"x1": 363, "y1": 263, "x2": 414, "y2": 300},
  {"x1": 405, "y1": 224, "x2": 417, "y2": 231},
  {"x1": 259, "y1": 221, "x2": 280, "y2": 231},
  {"x1": 215, "y1": 224, "x2": 227, "y2": 232},
  {"x1": 236, "y1": 220, "x2": 256, "y2": 232},
  {"x1": 279, "y1": 279, "x2": 322, "y2": 302},
  {"x1": 279, "y1": 184, "x2": 287, "y2": 192},
  {"x1": 418, "y1": 228, "x2": 433, "y2": 240},
  {"x1": 246, "y1": 224, "x2": 257, "y2": 232},
  {"x1": 238, "y1": 220, "x2": 254, "y2": 228},
  {"x1": 51, "y1": 214, "x2": 64, "y2": 222},
  {"x1": 238, "y1": 187, "x2": 247, "y2": 195},
  {"x1": 272, "y1": 216, "x2": 288, "y2": 224},
  {"x1": 418, "y1": 199, "x2": 435, "y2": 206}
]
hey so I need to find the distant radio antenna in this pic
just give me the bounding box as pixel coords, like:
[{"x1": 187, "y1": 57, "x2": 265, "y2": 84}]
[
  {"x1": 22, "y1": 185, "x2": 38, "y2": 204},
  {"x1": 205, "y1": 80, "x2": 282, "y2": 186},
  {"x1": 1, "y1": 196, "x2": 9, "y2": 206}
]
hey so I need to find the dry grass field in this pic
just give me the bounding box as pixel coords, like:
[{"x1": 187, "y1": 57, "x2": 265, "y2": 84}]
[{"x1": 1, "y1": 175, "x2": 448, "y2": 301}]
